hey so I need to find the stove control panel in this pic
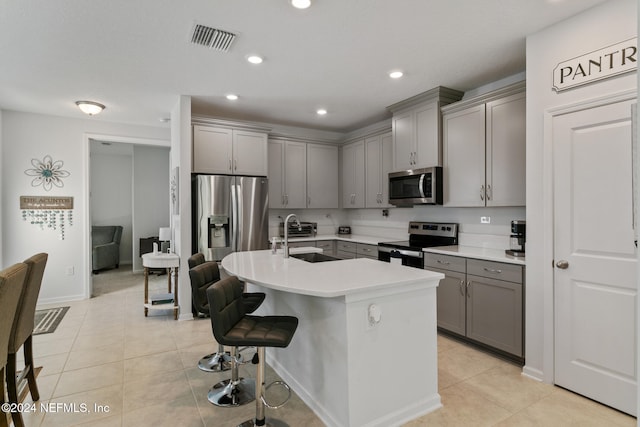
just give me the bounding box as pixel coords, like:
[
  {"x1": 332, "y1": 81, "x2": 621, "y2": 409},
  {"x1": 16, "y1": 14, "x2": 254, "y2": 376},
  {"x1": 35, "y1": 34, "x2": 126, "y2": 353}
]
[{"x1": 408, "y1": 221, "x2": 458, "y2": 238}]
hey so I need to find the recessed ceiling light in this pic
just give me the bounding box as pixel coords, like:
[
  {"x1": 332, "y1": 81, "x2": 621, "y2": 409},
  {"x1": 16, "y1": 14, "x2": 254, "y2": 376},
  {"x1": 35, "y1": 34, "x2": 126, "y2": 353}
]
[
  {"x1": 317, "y1": 109, "x2": 327, "y2": 115},
  {"x1": 247, "y1": 55, "x2": 263, "y2": 64},
  {"x1": 226, "y1": 94, "x2": 239, "y2": 101},
  {"x1": 291, "y1": 0, "x2": 311, "y2": 9},
  {"x1": 389, "y1": 71, "x2": 404, "y2": 79}
]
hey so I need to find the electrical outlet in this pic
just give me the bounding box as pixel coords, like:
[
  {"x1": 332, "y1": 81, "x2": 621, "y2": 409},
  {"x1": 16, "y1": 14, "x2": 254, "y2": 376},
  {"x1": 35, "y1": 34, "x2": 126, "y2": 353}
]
[
  {"x1": 481, "y1": 216, "x2": 491, "y2": 224},
  {"x1": 65, "y1": 266, "x2": 75, "y2": 276}
]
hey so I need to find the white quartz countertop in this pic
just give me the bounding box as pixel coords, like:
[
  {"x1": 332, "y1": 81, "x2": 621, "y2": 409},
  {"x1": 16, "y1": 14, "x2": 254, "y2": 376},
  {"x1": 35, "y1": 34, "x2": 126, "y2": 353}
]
[
  {"x1": 424, "y1": 245, "x2": 526, "y2": 265},
  {"x1": 221, "y1": 250, "x2": 443, "y2": 298}
]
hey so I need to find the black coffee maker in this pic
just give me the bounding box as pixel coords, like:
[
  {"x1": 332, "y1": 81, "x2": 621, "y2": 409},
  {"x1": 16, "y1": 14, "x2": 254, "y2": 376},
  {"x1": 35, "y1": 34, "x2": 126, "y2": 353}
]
[{"x1": 505, "y1": 220, "x2": 526, "y2": 257}]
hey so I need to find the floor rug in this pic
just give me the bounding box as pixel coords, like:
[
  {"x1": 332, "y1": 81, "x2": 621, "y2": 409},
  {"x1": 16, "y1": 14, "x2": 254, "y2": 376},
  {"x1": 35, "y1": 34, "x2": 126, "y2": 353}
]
[{"x1": 33, "y1": 306, "x2": 69, "y2": 335}]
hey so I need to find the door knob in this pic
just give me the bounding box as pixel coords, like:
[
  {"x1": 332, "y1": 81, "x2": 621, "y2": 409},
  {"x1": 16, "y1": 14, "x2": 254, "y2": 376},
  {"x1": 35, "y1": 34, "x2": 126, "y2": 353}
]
[{"x1": 556, "y1": 260, "x2": 569, "y2": 269}]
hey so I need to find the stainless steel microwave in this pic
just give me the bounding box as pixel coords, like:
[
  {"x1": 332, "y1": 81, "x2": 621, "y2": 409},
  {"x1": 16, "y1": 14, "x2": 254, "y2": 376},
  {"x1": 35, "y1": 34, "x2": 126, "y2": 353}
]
[{"x1": 388, "y1": 166, "x2": 443, "y2": 206}]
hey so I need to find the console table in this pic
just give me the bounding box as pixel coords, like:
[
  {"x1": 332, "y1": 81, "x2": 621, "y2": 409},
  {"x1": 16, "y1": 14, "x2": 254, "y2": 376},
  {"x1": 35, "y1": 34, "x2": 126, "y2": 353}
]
[{"x1": 142, "y1": 252, "x2": 179, "y2": 320}]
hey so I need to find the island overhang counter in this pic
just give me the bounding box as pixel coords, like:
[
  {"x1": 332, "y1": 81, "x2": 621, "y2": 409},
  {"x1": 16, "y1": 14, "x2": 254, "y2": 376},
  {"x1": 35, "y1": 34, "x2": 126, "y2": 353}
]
[{"x1": 221, "y1": 250, "x2": 444, "y2": 427}]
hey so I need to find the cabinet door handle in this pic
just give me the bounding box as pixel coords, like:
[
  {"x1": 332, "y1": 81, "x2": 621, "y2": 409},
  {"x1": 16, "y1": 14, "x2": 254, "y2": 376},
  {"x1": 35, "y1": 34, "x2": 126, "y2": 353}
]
[
  {"x1": 229, "y1": 159, "x2": 232, "y2": 170},
  {"x1": 486, "y1": 184, "x2": 492, "y2": 201},
  {"x1": 281, "y1": 195, "x2": 285, "y2": 205},
  {"x1": 466, "y1": 281, "x2": 471, "y2": 298},
  {"x1": 483, "y1": 267, "x2": 502, "y2": 274},
  {"x1": 480, "y1": 185, "x2": 485, "y2": 201},
  {"x1": 436, "y1": 260, "x2": 450, "y2": 265},
  {"x1": 284, "y1": 194, "x2": 288, "y2": 205},
  {"x1": 234, "y1": 159, "x2": 237, "y2": 170},
  {"x1": 459, "y1": 280, "x2": 465, "y2": 296},
  {"x1": 307, "y1": 196, "x2": 311, "y2": 206}
]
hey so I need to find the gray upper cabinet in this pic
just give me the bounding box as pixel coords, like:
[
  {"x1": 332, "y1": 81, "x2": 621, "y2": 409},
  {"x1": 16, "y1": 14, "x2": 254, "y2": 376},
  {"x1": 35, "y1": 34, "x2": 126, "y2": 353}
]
[
  {"x1": 342, "y1": 140, "x2": 365, "y2": 208},
  {"x1": 193, "y1": 125, "x2": 268, "y2": 176},
  {"x1": 268, "y1": 139, "x2": 307, "y2": 209},
  {"x1": 388, "y1": 87, "x2": 463, "y2": 171},
  {"x1": 442, "y1": 82, "x2": 526, "y2": 207},
  {"x1": 365, "y1": 132, "x2": 393, "y2": 208},
  {"x1": 307, "y1": 143, "x2": 339, "y2": 208}
]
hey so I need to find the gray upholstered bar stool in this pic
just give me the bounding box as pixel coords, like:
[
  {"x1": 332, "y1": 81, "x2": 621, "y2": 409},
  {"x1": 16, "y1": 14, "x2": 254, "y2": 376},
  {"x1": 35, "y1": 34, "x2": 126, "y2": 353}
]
[
  {"x1": 0, "y1": 263, "x2": 29, "y2": 427},
  {"x1": 190, "y1": 260, "x2": 266, "y2": 376},
  {"x1": 207, "y1": 276, "x2": 298, "y2": 426},
  {"x1": 7, "y1": 253, "x2": 48, "y2": 427}
]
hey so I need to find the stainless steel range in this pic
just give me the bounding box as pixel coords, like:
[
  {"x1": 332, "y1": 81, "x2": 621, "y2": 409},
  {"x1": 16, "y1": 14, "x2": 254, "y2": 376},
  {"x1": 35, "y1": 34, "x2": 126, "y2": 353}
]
[{"x1": 378, "y1": 221, "x2": 458, "y2": 268}]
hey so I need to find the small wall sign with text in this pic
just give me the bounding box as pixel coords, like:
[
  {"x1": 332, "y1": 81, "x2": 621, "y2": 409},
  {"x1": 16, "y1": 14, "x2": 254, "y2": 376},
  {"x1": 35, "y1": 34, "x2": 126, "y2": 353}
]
[
  {"x1": 553, "y1": 37, "x2": 637, "y2": 92},
  {"x1": 20, "y1": 196, "x2": 74, "y2": 210},
  {"x1": 20, "y1": 196, "x2": 74, "y2": 240}
]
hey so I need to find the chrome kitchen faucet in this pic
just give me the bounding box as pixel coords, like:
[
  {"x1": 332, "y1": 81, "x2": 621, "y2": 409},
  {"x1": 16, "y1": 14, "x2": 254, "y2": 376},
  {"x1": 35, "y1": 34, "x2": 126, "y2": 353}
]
[{"x1": 283, "y1": 214, "x2": 302, "y2": 258}]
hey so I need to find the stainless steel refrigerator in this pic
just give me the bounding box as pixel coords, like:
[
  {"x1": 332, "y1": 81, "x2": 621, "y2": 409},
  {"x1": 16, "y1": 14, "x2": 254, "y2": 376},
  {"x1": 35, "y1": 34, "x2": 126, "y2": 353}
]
[{"x1": 193, "y1": 175, "x2": 269, "y2": 262}]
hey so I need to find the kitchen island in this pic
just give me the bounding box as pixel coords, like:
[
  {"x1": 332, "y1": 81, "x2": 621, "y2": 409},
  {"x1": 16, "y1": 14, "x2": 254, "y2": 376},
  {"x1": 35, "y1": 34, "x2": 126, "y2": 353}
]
[{"x1": 221, "y1": 250, "x2": 444, "y2": 427}]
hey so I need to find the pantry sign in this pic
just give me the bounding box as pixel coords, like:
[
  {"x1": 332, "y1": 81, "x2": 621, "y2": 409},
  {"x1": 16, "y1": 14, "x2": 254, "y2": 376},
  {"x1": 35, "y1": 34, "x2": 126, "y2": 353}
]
[{"x1": 553, "y1": 37, "x2": 637, "y2": 92}]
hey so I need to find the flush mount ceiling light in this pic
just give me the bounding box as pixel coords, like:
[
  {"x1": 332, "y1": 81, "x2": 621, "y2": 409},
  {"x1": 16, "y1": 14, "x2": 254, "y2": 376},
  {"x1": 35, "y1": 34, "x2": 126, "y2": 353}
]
[
  {"x1": 389, "y1": 71, "x2": 404, "y2": 79},
  {"x1": 75, "y1": 101, "x2": 105, "y2": 115},
  {"x1": 316, "y1": 109, "x2": 327, "y2": 115},
  {"x1": 291, "y1": 0, "x2": 311, "y2": 9},
  {"x1": 247, "y1": 55, "x2": 263, "y2": 64},
  {"x1": 226, "y1": 94, "x2": 239, "y2": 100}
]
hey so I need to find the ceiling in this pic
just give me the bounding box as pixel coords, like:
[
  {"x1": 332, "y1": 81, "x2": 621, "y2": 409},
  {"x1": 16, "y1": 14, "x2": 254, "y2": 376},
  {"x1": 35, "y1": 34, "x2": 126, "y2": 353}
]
[{"x1": 0, "y1": 0, "x2": 610, "y2": 133}]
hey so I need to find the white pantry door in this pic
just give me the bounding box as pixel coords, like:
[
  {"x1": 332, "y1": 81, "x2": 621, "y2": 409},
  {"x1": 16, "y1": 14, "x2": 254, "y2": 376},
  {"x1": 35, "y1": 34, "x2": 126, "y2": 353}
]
[{"x1": 553, "y1": 96, "x2": 637, "y2": 416}]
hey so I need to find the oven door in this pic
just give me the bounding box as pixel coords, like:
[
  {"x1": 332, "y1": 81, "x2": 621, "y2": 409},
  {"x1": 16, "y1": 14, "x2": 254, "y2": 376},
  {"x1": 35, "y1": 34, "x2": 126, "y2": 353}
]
[{"x1": 378, "y1": 246, "x2": 424, "y2": 268}]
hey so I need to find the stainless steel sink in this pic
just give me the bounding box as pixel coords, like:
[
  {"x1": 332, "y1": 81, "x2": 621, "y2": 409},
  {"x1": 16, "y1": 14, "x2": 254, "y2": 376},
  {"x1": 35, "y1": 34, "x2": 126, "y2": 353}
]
[{"x1": 290, "y1": 252, "x2": 342, "y2": 263}]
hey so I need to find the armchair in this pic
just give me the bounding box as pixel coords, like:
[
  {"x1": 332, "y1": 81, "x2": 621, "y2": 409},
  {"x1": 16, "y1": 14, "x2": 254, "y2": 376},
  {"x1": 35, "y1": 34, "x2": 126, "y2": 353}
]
[{"x1": 92, "y1": 225, "x2": 123, "y2": 274}]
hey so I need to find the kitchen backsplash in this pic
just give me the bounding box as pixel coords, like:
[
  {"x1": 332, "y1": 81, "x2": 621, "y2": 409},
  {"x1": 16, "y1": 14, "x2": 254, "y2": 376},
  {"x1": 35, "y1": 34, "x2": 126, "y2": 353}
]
[{"x1": 270, "y1": 206, "x2": 525, "y2": 250}]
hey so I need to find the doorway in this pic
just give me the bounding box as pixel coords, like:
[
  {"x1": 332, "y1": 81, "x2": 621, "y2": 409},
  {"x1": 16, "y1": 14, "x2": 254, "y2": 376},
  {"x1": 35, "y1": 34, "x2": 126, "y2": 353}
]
[
  {"x1": 85, "y1": 134, "x2": 170, "y2": 298},
  {"x1": 552, "y1": 93, "x2": 637, "y2": 415}
]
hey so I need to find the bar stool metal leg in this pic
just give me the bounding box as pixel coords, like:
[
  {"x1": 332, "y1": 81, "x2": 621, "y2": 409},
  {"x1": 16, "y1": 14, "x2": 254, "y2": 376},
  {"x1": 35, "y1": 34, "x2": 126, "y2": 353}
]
[
  {"x1": 207, "y1": 346, "x2": 255, "y2": 407},
  {"x1": 198, "y1": 343, "x2": 232, "y2": 372}
]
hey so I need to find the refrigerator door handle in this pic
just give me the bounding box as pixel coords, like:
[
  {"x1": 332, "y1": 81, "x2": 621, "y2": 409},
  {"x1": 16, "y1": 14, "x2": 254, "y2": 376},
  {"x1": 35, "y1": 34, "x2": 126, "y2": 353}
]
[{"x1": 231, "y1": 183, "x2": 239, "y2": 252}]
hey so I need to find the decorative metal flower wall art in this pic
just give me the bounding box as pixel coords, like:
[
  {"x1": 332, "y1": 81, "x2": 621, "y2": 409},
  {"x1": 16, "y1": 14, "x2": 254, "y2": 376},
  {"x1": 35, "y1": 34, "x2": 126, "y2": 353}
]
[{"x1": 24, "y1": 155, "x2": 71, "y2": 191}]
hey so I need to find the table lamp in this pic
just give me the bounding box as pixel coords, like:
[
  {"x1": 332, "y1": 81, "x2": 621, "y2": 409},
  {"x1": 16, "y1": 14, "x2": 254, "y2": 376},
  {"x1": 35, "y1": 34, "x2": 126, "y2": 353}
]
[{"x1": 159, "y1": 227, "x2": 172, "y2": 253}]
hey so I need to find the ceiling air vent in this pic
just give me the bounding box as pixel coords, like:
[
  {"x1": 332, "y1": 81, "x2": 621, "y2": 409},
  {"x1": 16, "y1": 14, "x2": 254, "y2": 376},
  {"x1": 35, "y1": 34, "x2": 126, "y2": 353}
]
[{"x1": 191, "y1": 24, "x2": 237, "y2": 52}]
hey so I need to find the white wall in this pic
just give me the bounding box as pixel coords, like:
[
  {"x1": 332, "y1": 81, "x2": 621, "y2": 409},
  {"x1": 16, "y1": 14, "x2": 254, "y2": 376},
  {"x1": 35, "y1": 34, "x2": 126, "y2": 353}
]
[
  {"x1": 90, "y1": 144, "x2": 134, "y2": 265},
  {"x1": 1, "y1": 110, "x2": 169, "y2": 304},
  {"x1": 172, "y1": 95, "x2": 193, "y2": 320},
  {"x1": 525, "y1": 0, "x2": 637, "y2": 381},
  {"x1": 132, "y1": 145, "x2": 170, "y2": 271}
]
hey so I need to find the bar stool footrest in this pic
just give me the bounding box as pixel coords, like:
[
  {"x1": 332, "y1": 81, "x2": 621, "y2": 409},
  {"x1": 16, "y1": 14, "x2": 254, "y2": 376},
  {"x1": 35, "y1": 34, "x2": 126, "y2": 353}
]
[{"x1": 261, "y1": 381, "x2": 292, "y2": 409}]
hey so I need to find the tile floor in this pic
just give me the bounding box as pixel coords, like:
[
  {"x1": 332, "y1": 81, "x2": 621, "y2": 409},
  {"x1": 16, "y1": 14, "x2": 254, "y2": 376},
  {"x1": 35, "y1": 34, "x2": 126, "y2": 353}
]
[{"x1": 4, "y1": 268, "x2": 636, "y2": 427}]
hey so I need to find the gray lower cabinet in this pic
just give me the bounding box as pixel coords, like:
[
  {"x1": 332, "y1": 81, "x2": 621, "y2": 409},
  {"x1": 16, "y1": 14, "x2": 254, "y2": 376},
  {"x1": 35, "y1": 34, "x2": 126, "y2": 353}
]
[
  {"x1": 336, "y1": 241, "x2": 378, "y2": 260},
  {"x1": 356, "y1": 243, "x2": 378, "y2": 259},
  {"x1": 430, "y1": 267, "x2": 466, "y2": 335},
  {"x1": 315, "y1": 240, "x2": 336, "y2": 257},
  {"x1": 336, "y1": 241, "x2": 357, "y2": 259},
  {"x1": 425, "y1": 253, "x2": 524, "y2": 359}
]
